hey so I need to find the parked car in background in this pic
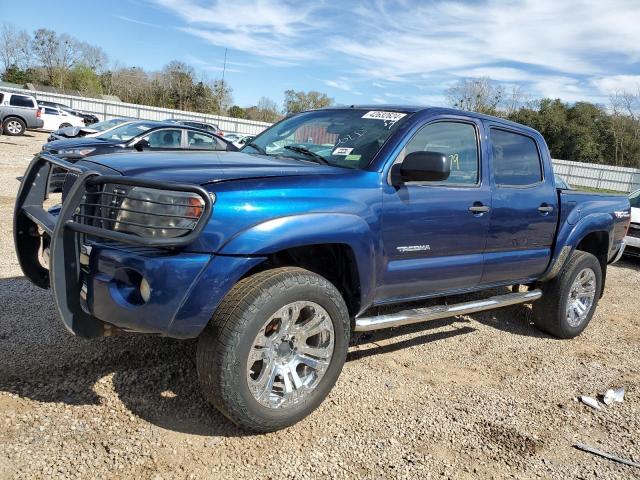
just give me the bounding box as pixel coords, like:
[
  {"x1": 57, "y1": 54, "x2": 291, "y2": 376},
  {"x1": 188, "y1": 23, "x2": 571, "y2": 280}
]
[
  {"x1": 16, "y1": 106, "x2": 630, "y2": 433},
  {"x1": 224, "y1": 133, "x2": 255, "y2": 148},
  {"x1": 38, "y1": 100, "x2": 99, "y2": 125},
  {"x1": 40, "y1": 106, "x2": 86, "y2": 132},
  {"x1": 42, "y1": 120, "x2": 235, "y2": 160},
  {"x1": 0, "y1": 91, "x2": 44, "y2": 135},
  {"x1": 47, "y1": 118, "x2": 131, "y2": 142},
  {"x1": 625, "y1": 189, "x2": 640, "y2": 257},
  {"x1": 223, "y1": 132, "x2": 243, "y2": 142},
  {"x1": 162, "y1": 118, "x2": 224, "y2": 136},
  {"x1": 233, "y1": 135, "x2": 254, "y2": 148}
]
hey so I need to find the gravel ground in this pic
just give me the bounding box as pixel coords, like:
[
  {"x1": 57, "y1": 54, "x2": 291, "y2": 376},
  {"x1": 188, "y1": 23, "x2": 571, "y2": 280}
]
[{"x1": 1, "y1": 132, "x2": 639, "y2": 479}]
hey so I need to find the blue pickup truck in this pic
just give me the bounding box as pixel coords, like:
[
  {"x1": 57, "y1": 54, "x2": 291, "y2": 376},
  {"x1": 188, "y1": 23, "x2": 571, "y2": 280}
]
[{"x1": 14, "y1": 106, "x2": 631, "y2": 432}]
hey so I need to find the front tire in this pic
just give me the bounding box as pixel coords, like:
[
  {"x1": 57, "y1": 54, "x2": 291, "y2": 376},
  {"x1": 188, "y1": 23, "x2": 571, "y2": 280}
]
[
  {"x1": 533, "y1": 250, "x2": 602, "y2": 338},
  {"x1": 197, "y1": 267, "x2": 350, "y2": 432},
  {"x1": 3, "y1": 117, "x2": 26, "y2": 136}
]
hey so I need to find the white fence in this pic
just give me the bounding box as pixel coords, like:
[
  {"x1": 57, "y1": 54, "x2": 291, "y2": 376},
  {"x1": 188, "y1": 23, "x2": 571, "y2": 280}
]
[
  {"x1": 552, "y1": 159, "x2": 640, "y2": 193},
  {"x1": 1, "y1": 87, "x2": 271, "y2": 135}
]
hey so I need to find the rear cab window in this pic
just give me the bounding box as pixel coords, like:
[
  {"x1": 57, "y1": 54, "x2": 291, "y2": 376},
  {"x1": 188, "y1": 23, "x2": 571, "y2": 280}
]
[
  {"x1": 9, "y1": 95, "x2": 35, "y2": 108},
  {"x1": 490, "y1": 128, "x2": 543, "y2": 186}
]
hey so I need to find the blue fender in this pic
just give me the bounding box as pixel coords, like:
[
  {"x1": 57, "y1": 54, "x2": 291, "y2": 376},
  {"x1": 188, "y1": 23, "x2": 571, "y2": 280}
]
[
  {"x1": 219, "y1": 213, "x2": 377, "y2": 311},
  {"x1": 541, "y1": 212, "x2": 613, "y2": 281},
  {"x1": 563, "y1": 212, "x2": 613, "y2": 251}
]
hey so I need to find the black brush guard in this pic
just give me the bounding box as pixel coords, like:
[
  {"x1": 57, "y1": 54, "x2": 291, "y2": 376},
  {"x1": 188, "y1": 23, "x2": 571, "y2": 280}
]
[{"x1": 14, "y1": 153, "x2": 213, "y2": 337}]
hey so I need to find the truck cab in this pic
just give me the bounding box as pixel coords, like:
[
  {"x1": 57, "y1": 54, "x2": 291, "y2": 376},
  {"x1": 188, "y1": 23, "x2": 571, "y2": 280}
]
[{"x1": 14, "y1": 106, "x2": 630, "y2": 432}]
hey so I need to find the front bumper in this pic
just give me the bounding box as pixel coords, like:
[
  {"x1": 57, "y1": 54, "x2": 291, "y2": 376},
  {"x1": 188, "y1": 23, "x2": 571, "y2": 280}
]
[
  {"x1": 81, "y1": 244, "x2": 264, "y2": 338},
  {"x1": 13, "y1": 153, "x2": 258, "y2": 338}
]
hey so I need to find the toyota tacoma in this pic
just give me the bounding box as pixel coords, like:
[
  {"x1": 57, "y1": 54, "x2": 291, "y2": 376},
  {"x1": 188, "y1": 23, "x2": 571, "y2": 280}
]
[{"x1": 14, "y1": 106, "x2": 631, "y2": 432}]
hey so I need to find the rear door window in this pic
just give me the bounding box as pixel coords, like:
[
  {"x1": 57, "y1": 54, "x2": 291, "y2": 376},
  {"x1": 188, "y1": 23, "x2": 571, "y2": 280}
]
[
  {"x1": 9, "y1": 95, "x2": 35, "y2": 108},
  {"x1": 44, "y1": 107, "x2": 58, "y2": 115},
  {"x1": 187, "y1": 131, "x2": 225, "y2": 150},
  {"x1": 143, "y1": 129, "x2": 182, "y2": 148},
  {"x1": 490, "y1": 129, "x2": 543, "y2": 186}
]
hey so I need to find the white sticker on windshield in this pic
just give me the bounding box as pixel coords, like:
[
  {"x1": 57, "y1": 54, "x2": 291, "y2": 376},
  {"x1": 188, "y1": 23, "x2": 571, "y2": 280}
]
[
  {"x1": 332, "y1": 147, "x2": 353, "y2": 156},
  {"x1": 362, "y1": 110, "x2": 407, "y2": 127}
]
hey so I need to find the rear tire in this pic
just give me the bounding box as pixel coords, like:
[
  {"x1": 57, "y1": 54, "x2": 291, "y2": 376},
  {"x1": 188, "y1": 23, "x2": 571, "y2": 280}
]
[
  {"x1": 3, "y1": 117, "x2": 26, "y2": 136},
  {"x1": 533, "y1": 250, "x2": 602, "y2": 338},
  {"x1": 197, "y1": 267, "x2": 350, "y2": 432},
  {"x1": 59, "y1": 122, "x2": 72, "y2": 129}
]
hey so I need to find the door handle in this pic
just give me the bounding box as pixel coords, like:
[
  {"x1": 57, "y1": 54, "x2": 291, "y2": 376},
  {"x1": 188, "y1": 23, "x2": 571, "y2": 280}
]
[
  {"x1": 469, "y1": 204, "x2": 490, "y2": 214},
  {"x1": 538, "y1": 204, "x2": 554, "y2": 213}
]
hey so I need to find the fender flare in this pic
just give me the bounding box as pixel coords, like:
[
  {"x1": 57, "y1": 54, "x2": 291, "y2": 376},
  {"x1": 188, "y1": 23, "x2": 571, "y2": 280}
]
[
  {"x1": 219, "y1": 213, "x2": 378, "y2": 310},
  {"x1": 540, "y1": 212, "x2": 613, "y2": 281}
]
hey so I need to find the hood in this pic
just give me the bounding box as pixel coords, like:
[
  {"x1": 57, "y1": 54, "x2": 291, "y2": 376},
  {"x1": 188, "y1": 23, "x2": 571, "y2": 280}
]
[
  {"x1": 45, "y1": 136, "x2": 118, "y2": 150},
  {"x1": 82, "y1": 151, "x2": 345, "y2": 184}
]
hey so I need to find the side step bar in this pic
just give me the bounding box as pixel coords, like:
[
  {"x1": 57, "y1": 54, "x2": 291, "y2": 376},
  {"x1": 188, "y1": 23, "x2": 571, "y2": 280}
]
[{"x1": 354, "y1": 289, "x2": 542, "y2": 332}]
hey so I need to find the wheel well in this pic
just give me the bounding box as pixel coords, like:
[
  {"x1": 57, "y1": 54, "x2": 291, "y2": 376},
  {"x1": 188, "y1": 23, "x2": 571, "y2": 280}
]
[
  {"x1": 576, "y1": 231, "x2": 609, "y2": 295},
  {"x1": 243, "y1": 244, "x2": 361, "y2": 317},
  {"x1": 3, "y1": 115, "x2": 26, "y2": 124}
]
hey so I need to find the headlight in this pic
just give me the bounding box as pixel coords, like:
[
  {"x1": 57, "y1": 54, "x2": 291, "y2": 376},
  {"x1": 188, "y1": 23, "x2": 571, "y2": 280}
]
[
  {"x1": 114, "y1": 187, "x2": 208, "y2": 238},
  {"x1": 58, "y1": 147, "x2": 95, "y2": 157}
]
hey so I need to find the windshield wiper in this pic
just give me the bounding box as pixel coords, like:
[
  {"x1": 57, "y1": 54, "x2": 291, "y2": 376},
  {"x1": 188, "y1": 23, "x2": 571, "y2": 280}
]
[
  {"x1": 245, "y1": 141, "x2": 268, "y2": 155},
  {"x1": 283, "y1": 145, "x2": 330, "y2": 165}
]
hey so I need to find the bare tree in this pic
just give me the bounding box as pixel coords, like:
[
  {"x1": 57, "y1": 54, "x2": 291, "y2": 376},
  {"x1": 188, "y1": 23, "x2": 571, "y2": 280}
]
[
  {"x1": 0, "y1": 23, "x2": 30, "y2": 75},
  {"x1": 255, "y1": 96, "x2": 281, "y2": 122},
  {"x1": 76, "y1": 42, "x2": 108, "y2": 72},
  {"x1": 445, "y1": 77, "x2": 505, "y2": 115},
  {"x1": 609, "y1": 89, "x2": 640, "y2": 166},
  {"x1": 503, "y1": 85, "x2": 527, "y2": 116}
]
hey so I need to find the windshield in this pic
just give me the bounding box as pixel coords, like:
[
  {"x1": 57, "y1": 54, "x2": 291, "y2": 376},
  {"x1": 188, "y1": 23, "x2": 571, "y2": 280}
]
[
  {"x1": 90, "y1": 118, "x2": 128, "y2": 132},
  {"x1": 630, "y1": 190, "x2": 640, "y2": 208},
  {"x1": 96, "y1": 122, "x2": 155, "y2": 141},
  {"x1": 242, "y1": 109, "x2": 411, "y2": 169}
]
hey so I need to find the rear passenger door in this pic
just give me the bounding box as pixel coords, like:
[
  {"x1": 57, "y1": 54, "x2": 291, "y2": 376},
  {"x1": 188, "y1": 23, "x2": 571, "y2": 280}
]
[{"x1": 481, "y1": 126, "x2": 558, "y2": 285}]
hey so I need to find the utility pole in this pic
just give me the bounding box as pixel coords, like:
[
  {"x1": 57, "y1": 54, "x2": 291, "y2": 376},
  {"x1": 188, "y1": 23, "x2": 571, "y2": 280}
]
[
  {"x1": 221, "y1": 48, "x2": 227, "y2": 85},
  {"x1": 218, "y1": 48, "x2": 228, "y2": 114}
]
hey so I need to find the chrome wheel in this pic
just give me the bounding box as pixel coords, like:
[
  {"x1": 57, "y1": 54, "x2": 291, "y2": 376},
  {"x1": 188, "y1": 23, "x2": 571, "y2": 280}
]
[
  {"x1": 6, "y1": 120, "x2": 23, "y2": 134},
  {"x1": 247, "y1": 301, "x2": 335, "y2": 409},
  {"x1": 566, "y1": 267, "x2": 597, "y2": 327}
]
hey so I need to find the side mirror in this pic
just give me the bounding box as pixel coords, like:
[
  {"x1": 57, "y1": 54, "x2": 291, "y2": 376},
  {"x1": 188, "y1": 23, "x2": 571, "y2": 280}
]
[
  {"x1": 134, "y1": 139, "x2": 150, "y2": 152},
  {"x1": 397, "y1": 151, "x2": 450, "y2": 183}
]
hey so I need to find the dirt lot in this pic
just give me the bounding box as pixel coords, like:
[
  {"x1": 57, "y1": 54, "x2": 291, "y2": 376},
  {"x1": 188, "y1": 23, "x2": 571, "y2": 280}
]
[{"x1": 0, "y1": 131, "x2": 639, "y2": 479}]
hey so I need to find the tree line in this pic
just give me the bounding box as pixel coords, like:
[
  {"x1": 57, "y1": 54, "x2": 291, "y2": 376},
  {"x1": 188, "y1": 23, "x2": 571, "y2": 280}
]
[
  {"x1": 1, "y1": 23, "x2": 639, "y2": 167},
  {"x1": 446, "y1": 77, "x2": 640, "y2": 168},
  {"x1": 0, "y1": 23, "x2": 332, "y2": 122}
]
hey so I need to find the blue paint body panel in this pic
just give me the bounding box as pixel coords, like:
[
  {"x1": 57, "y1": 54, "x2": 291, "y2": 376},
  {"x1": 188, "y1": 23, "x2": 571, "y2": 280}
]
[{"x1": 64, "y1": 106, "x2": 630, "y2": 338}]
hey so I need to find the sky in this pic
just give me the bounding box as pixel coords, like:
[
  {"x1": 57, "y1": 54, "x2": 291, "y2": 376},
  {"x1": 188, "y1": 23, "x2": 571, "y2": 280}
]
[{"x1": 2, "y1": 0, "x2": 640, "y2": 108}]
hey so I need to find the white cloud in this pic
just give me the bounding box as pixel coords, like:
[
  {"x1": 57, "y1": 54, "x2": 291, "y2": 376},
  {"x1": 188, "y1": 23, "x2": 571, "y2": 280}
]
[
  {"x1": 592, "y1": 75, "x2": 640, "y2": 94},
  {"x1": 154, "y1": 0, "x2": 322, "y2": 62},
  {"x1": 323, "y1": 78, "x2": 353, "y2": 91},
  {"x1": 151, "y1": 0, "x2": 640, "y2": 104}
]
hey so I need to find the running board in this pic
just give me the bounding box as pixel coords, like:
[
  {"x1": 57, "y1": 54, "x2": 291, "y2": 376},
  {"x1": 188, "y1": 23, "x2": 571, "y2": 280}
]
[{"x1": 354, "y1": 289, "x2": 542, "y2": 332}]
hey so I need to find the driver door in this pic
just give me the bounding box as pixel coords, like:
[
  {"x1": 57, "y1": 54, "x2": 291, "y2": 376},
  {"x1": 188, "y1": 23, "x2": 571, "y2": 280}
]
[{"x1": 378, "y1": 118, "x2": 491, "y2": 303}]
